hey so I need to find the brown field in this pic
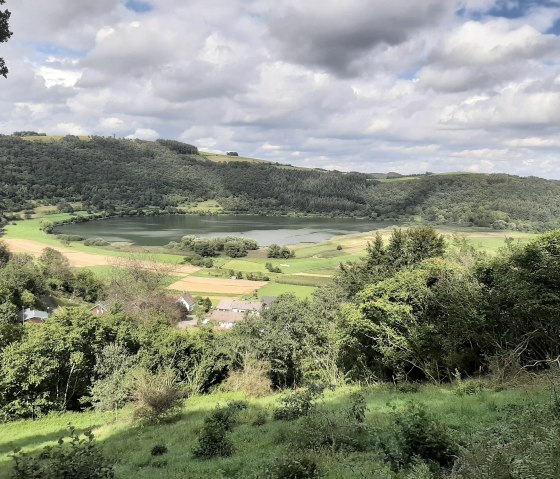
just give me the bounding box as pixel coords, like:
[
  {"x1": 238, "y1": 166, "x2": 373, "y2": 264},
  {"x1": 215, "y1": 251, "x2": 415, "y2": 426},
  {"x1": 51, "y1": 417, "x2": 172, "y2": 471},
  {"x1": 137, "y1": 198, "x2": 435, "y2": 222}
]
[
  {"x1": 168, "y1": 277, "x2": 267, "y2": 295},
  {"x1": 2, "y1": 239, "x2": 200, "y2": 275}
]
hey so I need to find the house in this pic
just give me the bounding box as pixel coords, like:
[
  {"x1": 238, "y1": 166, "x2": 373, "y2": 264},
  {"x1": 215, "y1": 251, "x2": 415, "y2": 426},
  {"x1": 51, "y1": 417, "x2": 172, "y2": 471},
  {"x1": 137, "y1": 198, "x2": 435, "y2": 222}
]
[
  {"x1": 21, "y1": 308, "x2": 49, "y2": 324},
  {"x1": 177, "y1": 292, "x2": 196, "y2": 313},
  {"x1": 89, "y1": 301, "x2": 113, "y2": 316},
  {"x1": 206, "y1": 310, "x2": 248, "y2": 330},
  {"x1": 215, "y1": 299, "x2": 262, "y2": 315},
  {"x1": 261, "y1": 296, "x2": 277, "y2": 309}
]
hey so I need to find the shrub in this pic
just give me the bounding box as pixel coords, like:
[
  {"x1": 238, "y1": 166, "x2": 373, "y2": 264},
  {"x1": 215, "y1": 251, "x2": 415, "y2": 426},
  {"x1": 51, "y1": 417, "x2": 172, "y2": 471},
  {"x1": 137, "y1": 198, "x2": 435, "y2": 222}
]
[
  {"x1": 292, "y1": 393, "x2": 372, "y2": 453},
  {"x1": 84, "y1": 238, "x2": 110, "y2": 247},
  {"x1": 150, "y1": 444, "x2": 168, "y2": 456},
  {"x1": 223, "y1": 359, "x2": 273, "y2": 397},
  {"x1": 455, "y1": 379, "x2": 485, "y2": 397},
  {"x1": 391, "y1": 402, "x2": 457, "y2": 469},
  {"x1": 192, "y1": 401, "x2": 248, "y2": 459},
  {"x1": 127, "y1": 368, "x2": 183, "y2": 424},
  {"x1": 395, "y1": 382, "x2": 421, "y2": 394},
  {"x1": 10, "y1": 426, "x2": 114, "y2": 479},
  {"x1": 56, "y1": 234, "x2": 84, "y2": 242},
  {"x1": 266, "y1": 455, "x2": 321, "y2": 479},
  {"x1": 273, "y1": 385, "x2": 325, "y2": 421}
]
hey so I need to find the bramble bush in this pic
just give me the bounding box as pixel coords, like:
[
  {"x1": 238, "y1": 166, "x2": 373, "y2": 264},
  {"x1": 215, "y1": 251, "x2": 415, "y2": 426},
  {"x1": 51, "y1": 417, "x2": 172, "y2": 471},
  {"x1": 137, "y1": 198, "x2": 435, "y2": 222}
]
[
  {"x1": 10, "y1": 426, "x2": 114, "y2": 479},
  {"x1": 273, "y1": 384, "x2": 326, "y2": 421},
  {"x1": 192, "y1": 401, "x2": 248, "y2": 459}
]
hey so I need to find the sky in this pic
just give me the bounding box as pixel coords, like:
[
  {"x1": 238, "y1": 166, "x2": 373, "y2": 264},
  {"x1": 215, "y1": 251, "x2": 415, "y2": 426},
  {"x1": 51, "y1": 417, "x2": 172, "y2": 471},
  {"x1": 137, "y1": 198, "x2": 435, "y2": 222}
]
[{"x1": 1, "y1": 0, "x2": 560, "y2": 176}]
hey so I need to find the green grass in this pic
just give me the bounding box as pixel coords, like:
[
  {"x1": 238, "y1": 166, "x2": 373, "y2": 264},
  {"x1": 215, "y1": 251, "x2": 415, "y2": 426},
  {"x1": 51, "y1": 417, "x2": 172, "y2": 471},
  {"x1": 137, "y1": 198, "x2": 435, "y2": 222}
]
[
  {"x1": 21, "y1": 135, "x2": 91, "y2": 142},
  {"x1": 257, "y1": 283, "x2": 317, "y2": 299},
  {"x1": 3, "y1": 215, "x2": 186, "y2": 265},
  {"x1": 198, "y1": 152, "x2": 268, "y2": 164},
  {"x1": 0, "y1": 383, "x2": 552, "y2": 479}
]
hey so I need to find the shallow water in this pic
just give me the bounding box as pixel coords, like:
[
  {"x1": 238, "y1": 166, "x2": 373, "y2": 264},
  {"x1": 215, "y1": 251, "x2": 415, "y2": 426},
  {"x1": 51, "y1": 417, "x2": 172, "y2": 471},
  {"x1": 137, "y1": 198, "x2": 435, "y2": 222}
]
[{"x1": 55, "y1": 214, "x2": 390, "y2": 246}]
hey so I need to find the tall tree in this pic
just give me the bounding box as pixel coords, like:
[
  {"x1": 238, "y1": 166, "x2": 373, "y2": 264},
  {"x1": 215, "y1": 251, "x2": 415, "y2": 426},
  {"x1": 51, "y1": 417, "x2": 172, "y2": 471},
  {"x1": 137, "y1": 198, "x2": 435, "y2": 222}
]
[{"x1": 0, "y1": 0, "x2": 12, "y2": 78}]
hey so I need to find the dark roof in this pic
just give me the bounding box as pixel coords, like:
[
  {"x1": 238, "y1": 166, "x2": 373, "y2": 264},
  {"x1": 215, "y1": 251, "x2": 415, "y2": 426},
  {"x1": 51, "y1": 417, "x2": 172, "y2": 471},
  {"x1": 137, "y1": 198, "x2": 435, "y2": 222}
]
[
  {"x1": 261, "y1": 296, "x2": 277, "y2": 307},
  {"x1": 209, "y1": 310, "x2": 246, "y2": 325},
  {"x1": 215, "y1": 299, "x2": 262, "y2": 312},
  {"x1": 178, "y1": 291, "x2": 196, "y2": 307}
]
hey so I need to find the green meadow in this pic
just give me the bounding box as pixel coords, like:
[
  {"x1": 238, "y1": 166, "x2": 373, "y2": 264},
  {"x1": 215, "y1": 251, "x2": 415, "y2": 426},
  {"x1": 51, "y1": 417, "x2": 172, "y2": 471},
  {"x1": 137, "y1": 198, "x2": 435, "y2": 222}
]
[{"x1": 0, "y1": 382, "x2": 552, "y2": 479}]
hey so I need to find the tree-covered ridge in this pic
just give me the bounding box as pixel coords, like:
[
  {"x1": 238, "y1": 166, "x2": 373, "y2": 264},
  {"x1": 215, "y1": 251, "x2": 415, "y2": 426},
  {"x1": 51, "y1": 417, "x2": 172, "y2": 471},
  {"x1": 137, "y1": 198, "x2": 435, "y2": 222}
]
[{"x1": 1, "y1": 135, "x2": 560, "y2": 230}]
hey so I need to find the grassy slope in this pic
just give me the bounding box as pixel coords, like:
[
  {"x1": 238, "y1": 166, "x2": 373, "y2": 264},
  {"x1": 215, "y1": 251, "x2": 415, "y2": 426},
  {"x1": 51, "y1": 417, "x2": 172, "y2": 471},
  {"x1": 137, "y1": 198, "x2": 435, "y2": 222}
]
[{"x1": 0, "y1": 384, "x2": 551, "y2": 479}]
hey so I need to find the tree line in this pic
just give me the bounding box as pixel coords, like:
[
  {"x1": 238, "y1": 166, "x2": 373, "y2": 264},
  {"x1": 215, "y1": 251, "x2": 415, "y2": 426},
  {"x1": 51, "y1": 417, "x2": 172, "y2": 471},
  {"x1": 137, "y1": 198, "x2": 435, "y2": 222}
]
[
  {"x1": 2, "y1": 136, "x2": 560, "y2": 229},
  {"x1": 2, "y1": 226, "x2": 560, "y2": 420}
]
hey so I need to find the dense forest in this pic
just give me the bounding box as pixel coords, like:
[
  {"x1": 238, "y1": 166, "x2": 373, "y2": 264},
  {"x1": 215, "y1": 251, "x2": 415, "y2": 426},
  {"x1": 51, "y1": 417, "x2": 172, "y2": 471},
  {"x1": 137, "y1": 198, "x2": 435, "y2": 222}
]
[{"x1": 1, "y1": 135, "x2": 560, "y2": 231}]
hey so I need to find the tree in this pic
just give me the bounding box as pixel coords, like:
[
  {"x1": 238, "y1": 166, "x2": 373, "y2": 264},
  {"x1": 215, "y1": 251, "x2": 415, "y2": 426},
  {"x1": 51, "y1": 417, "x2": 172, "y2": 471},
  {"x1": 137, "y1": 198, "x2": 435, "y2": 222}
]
[
  {"x1": 0, "y1": 0, "x2": 12, "y2": 78},
  {"x1": 90, "y1": 342, "x2": 135, "y2": 416}
]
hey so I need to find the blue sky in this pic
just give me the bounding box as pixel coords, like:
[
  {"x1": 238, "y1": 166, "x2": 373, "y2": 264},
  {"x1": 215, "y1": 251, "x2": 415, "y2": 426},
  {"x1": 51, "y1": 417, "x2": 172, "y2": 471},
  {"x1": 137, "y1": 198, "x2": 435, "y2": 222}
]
[
  {"x1": 125, "y1": 0, "x2": 153, "y2": 13},
  {"x1": 2, "y1": 0, "x2": 560, "y2": 177}
]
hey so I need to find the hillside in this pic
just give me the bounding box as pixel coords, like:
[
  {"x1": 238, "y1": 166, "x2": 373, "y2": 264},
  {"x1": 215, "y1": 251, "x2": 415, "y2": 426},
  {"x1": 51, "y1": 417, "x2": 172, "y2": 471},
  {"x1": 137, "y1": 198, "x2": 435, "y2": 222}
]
[{"x1": 1, "y1": 135, "x2": 560, "y2": 230}]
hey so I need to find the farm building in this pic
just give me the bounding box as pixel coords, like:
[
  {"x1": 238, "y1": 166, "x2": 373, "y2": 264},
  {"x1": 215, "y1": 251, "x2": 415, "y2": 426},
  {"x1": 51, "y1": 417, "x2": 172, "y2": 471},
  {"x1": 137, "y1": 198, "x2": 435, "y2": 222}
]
[
  {"x1": 89, "y1": 301, "x2": 114, "y2": 316},
  {"x1": 206, "y1": 310, "x2": 248, "y2": 329},
  {"x1": 177, "y1": 292, "x2": 197, "y2": 312},
  {"x1": 21, "y1": 308, "x2": 49, "y2": 324},
  {"x1": 215, "y1": 299, "x2": 262, "y2": 314}
]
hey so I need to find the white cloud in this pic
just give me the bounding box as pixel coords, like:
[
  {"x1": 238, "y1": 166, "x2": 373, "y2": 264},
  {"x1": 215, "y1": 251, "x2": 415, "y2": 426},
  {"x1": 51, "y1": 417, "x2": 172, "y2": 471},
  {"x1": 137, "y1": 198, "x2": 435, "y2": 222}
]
[
  {"x1": 126, "y1": 128, "x2": 160, "y2": 140},
  {"x1": 2, "y1": 0, "x2": 560, "y2": 178}
]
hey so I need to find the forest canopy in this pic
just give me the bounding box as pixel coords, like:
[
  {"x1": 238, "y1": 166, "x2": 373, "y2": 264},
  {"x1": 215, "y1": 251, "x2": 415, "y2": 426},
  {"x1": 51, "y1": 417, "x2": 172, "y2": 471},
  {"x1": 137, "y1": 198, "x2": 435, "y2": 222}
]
[{"x1": 1, "y1": 135, "x2": 560, "y2": 231}]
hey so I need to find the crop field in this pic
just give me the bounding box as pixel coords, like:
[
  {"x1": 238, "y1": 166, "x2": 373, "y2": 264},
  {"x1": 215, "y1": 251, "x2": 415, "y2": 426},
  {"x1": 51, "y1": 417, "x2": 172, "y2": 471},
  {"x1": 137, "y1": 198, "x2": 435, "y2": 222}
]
[
  {"x1": 1, "y1": 211, "x2": 539, "y2": 301},
  {"x1": 167, "y1": 276, "x2": 267, "y2": 295}
]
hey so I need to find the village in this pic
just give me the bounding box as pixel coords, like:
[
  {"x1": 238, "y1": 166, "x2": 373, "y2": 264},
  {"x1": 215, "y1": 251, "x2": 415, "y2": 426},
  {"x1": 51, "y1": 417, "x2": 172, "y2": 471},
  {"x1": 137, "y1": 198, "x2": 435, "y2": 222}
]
[{"x1": 20, "y1": 292, "x2": 278, "y2": 331}]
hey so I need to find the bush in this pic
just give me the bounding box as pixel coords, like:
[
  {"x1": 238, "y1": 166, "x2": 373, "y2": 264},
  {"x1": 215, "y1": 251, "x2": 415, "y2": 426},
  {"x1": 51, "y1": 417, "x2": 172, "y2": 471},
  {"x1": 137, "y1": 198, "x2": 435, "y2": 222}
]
[
  {"x1": 395, "y1": 382, "x2": 421, "y2": 394},
  {"x1": 150, "y1": 444, "x2": 168, "y2": 456},
  {"x1": 223, "y1": 359, "x2": 273, "y2": 397},
  {"x1": 127, "y1": 368, "x2": 183, "y2": 424},
  {"x1": 10, "y1": 426, "x2": 114, "y2": 479},
  {"x1": 192, "y1": 401, "x2": 248, "y2": 459},
  {"x1": 390, "y1": 402, "x2": 457, "y2": 469},
  {"x1": 56, "y1": 234, "x2": 84, "y2": 242},
  {"x1": 273, "y1": 385, "x2": 325, "y2": 421},
  {"x1": 455, "y1": 379, "x2": 485, "y2": 397},
  {"x1": 292, "y1": 393, "x2": 372, "y2": 453},
  {"x1": 84, "y1": 238, "x2": 110, "y2": 247},
  {"x1": 266, "y1": 455, "x2": 321, "y2": 479}
]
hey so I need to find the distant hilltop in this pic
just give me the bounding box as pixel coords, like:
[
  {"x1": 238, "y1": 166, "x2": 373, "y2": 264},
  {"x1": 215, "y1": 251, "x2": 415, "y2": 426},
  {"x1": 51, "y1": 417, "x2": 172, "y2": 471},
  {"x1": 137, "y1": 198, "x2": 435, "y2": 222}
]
[{"x1": 1, "y1": 134, "x2": 559, "y2": 232}]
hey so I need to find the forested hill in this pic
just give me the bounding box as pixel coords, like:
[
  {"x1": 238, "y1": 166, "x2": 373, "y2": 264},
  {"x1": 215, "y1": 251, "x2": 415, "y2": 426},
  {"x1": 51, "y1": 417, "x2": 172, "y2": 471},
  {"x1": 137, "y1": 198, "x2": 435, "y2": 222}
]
[{"x1": 1, "y1": 135, "x2": 560, "y2": 231}]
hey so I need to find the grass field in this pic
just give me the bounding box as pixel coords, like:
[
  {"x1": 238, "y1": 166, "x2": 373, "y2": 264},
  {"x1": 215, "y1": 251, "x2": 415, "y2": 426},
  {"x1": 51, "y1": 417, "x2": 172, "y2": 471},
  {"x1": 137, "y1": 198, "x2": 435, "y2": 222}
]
[
  {"x1": 21, "y1": 135, "x2": 92, "y2": 142},
  {"x1": 1, "y1": 211, "x2": 538, "y2": 301},
  {"x1": 0, "y1": 382, "x2": 552, "y2": 479},
  {"x1": 198, "y1": 152, "x2": 268, "y2": 164}
]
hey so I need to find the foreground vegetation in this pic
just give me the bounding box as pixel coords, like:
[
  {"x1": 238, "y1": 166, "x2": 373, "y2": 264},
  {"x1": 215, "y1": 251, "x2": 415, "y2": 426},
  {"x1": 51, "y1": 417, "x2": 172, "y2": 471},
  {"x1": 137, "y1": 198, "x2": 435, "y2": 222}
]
[
  {"x1": 1, "y1": 379, "x2": 559, "y2": 478},
  {"x1": 2, "y1": 220, "x2": 560, "y2": 477}
]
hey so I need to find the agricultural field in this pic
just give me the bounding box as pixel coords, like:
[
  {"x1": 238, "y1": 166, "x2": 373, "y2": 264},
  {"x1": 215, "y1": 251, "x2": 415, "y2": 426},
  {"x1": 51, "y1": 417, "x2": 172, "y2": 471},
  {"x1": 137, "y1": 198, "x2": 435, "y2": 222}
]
[
  {"x1": 198, "y1": 151, "x2": 268, "y2": 164},
  {"x1": 1, "y1": 211, "x2": 537, "y2": 301}
]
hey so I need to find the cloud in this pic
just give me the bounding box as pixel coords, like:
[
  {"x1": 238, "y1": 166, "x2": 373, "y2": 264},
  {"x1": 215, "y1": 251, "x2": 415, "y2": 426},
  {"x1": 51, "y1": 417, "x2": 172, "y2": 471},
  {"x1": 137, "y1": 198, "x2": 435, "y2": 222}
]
[
  {"x1": 267, "y1": 0, "x2": 454, "y2": 76},
  {"x1": 126, "y1": 128, "x2": 160, "y2": 140},
  {"x1": 2, "y1": 0, "x2": 560, "y2": 178}
]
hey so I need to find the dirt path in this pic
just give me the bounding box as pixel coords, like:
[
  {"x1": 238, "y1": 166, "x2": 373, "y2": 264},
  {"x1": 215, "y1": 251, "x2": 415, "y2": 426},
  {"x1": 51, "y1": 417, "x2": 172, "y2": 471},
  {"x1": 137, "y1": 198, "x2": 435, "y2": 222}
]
[{"x1": 2, "y1": 238, "x2": 200, "y2": 275}]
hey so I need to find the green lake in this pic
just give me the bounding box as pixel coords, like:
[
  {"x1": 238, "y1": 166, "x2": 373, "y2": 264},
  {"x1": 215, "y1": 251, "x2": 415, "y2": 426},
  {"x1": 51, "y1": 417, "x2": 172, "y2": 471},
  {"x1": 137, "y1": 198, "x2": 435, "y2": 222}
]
[{"x1": 55, "y1": 215, "x2": 390, "y2": 246}]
